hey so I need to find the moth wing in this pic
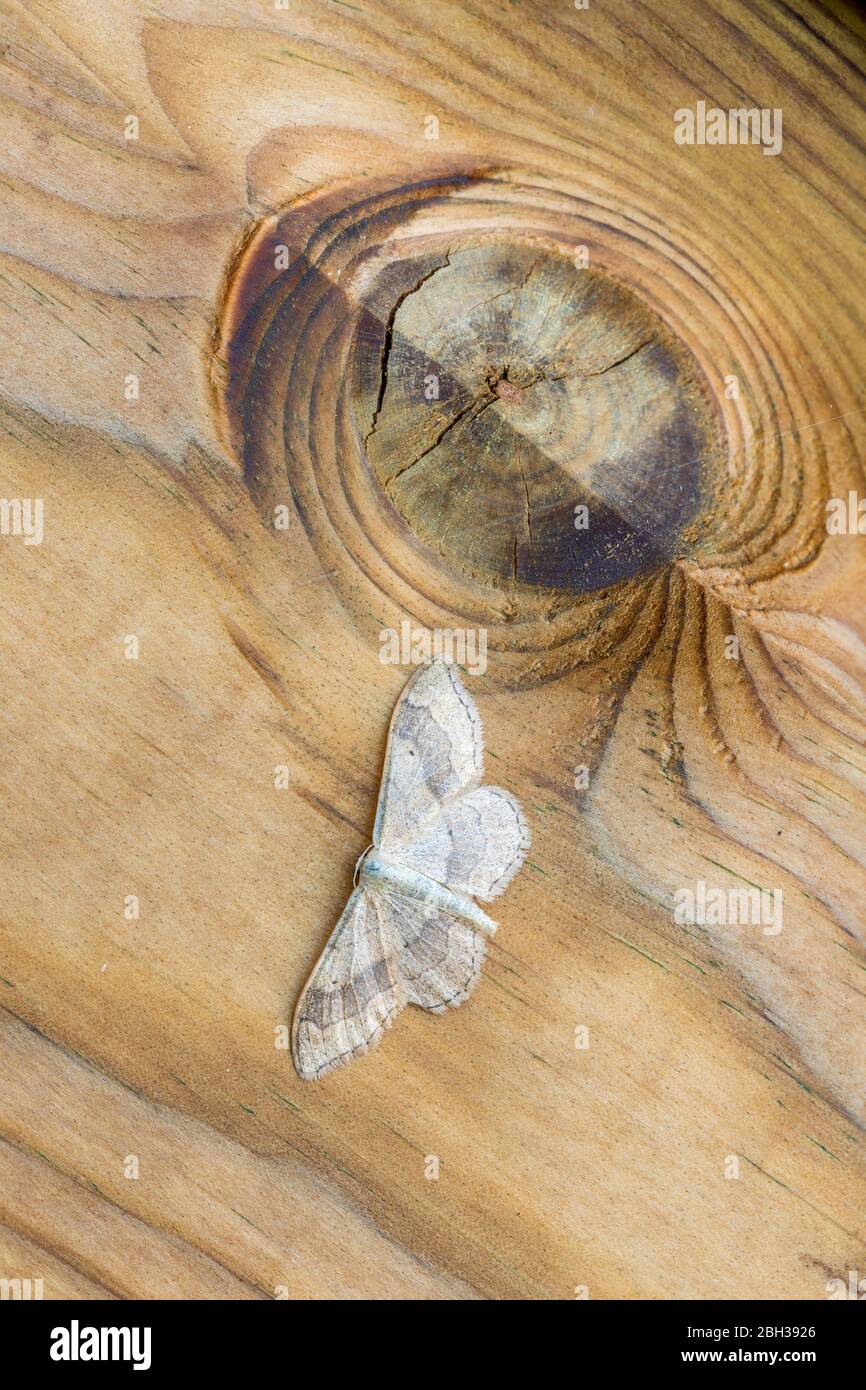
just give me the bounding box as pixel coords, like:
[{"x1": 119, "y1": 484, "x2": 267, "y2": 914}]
[
  {"x1": 387, "y1": 894, "x2": 488, "y2": 1014},
  {"x1": 292, "y1": 886, "x2": 406, "y2": 1081},
  {"x1": 293, "y1": 888, "x2": 490, "y2": 1079},
  {"x1": 395, "y1": 786, "x2": 530, "y2": 902},
  {"x1": 373, "y1": 660, "x2": 483, "y2": 850}
]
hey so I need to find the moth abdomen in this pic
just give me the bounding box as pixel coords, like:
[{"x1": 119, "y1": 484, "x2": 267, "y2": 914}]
[{"x1": 362, "y1": 853, "x2": 497, "y2": 934}]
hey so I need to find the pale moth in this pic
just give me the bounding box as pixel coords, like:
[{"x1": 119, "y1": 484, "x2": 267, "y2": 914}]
[{"x1": 292, "y1": 659, "x2": 529, "y2": 1081}]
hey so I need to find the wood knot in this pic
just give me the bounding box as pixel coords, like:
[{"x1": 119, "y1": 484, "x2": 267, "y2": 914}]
[
  {"x1": 357, "y1": 242, "x2": 722, "y2": 593},
  {"x1": 209, "y1": 172, "x2": 772, "y2": 684},
  {"x1": 489, "y1": 372, "x2": 523, "y2": 403}
]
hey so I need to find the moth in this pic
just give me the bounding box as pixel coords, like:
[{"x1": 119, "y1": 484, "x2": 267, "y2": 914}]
[{"x1": 292, "y1": 659, "x2": 529, "y2": 1080}]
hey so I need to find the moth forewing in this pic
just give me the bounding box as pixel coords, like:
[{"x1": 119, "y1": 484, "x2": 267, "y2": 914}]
[
  {"x1": 291, "y1": 886, "x2": 406, "y2": 1083},
  {"x1": 373, "y1": 659, "x2": 485, "y2": 851}
]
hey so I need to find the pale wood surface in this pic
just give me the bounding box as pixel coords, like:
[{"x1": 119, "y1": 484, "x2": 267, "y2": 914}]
[{"x1": 0, "y1": 0, "x2": 864, "y2": 1300}]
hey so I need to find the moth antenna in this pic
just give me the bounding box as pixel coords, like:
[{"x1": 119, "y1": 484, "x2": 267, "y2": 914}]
[{"x1": 353, "y1": 843, "x2": 374, "y2": 886}]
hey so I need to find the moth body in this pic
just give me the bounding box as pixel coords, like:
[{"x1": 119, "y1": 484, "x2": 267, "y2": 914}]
[{"x1": 361, "y1": 851, "x2": 497, "y2": 934}]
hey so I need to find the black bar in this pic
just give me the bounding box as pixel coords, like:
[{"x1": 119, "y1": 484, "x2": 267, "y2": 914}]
[{"x1": 4, "y1": 1297, "x2": 860, "y2": 1374}]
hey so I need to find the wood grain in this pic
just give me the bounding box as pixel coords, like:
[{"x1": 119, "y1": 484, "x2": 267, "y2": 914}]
[{"x1": 0, "y1": 0, "x2": 864, "y2": 1300}]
